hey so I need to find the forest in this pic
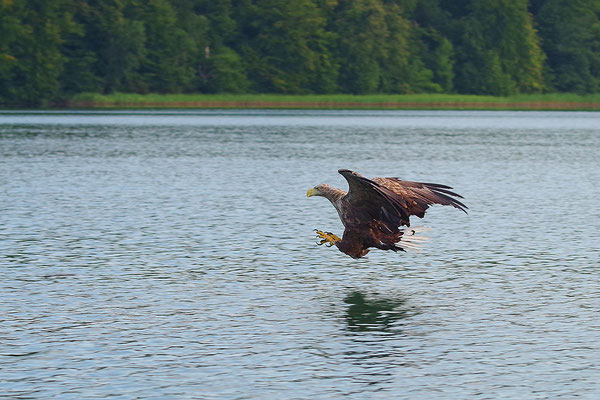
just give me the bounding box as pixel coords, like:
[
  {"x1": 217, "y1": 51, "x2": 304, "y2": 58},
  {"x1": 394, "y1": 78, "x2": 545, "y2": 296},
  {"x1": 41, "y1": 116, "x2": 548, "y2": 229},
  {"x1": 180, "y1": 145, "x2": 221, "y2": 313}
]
[{"x1": 1, "y1": 0, "x2": 599, "y2": 106}]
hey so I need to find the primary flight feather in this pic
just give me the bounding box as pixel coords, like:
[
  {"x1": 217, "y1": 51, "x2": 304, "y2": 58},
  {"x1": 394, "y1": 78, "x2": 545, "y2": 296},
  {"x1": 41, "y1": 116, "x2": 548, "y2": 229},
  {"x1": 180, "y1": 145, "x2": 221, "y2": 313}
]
[{"x1": 307, "y1": 169, "x2": 467, "y2": 258}]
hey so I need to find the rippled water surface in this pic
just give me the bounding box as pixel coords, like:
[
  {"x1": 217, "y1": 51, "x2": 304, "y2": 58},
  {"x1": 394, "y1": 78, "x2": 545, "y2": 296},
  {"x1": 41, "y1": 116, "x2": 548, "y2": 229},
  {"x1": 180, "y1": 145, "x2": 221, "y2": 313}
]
[{"x1": 2, "y1": 110, "x2": 599, "y2": 399}]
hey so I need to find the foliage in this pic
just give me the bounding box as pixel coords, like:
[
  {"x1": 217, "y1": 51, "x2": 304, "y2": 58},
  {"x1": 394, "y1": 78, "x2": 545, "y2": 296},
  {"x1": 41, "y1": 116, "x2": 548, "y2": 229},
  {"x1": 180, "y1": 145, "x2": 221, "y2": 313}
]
[
  {"x1": 534, "y1": 0, "x2": 600, "y2": 93},
  {"x1": 239, "y1": 0, "x2": 337, "y2": 93},
  {"x1": 1, "y1": 0, "x2": 79, "y2": 105},
  {"x1": 439, "y1": 0, "x2": 546, "y2": 95},
  {"x1": 0, "y1": 0, "x2": 598, "y2": 106}
]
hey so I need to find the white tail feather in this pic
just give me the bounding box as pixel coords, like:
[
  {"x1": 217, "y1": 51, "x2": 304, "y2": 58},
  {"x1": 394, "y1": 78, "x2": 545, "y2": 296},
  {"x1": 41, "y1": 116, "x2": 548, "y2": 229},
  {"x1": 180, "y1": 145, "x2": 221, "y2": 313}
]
[{"x1": 399, "y1": 226, "x2": 430, "y2": 251}]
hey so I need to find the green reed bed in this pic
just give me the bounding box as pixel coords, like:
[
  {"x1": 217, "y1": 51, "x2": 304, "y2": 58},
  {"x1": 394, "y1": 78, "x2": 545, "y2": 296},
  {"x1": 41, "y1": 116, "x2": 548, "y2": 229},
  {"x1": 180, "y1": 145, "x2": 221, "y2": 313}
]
[{"x1": 68, "y1": 93, "x2": 600, "y2": 110}]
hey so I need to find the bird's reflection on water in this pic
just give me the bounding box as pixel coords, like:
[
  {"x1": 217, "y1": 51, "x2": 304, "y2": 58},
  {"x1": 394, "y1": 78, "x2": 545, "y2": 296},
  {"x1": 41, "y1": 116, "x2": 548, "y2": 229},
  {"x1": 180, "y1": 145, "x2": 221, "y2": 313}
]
[
  {"x1": 344, "y1": 291, "x2": 416, "y2": 333},
  {"x1": 338, "y1": 291, "x2": 419, "y2": 390}
]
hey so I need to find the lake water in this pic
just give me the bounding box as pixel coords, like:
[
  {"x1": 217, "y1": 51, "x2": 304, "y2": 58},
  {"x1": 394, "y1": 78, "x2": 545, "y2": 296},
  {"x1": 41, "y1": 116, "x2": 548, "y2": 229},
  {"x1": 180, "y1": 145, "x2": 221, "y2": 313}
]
[{"x1": 1, "y1": 110, "x2": 599, "y2": 399}]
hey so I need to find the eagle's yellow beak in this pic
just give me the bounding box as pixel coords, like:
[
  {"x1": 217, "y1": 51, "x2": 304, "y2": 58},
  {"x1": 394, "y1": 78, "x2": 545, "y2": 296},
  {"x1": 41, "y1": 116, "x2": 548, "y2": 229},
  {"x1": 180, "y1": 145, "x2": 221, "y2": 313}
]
[{"x1": 306, "y1": 187, "x2": 319, "y2": 197}]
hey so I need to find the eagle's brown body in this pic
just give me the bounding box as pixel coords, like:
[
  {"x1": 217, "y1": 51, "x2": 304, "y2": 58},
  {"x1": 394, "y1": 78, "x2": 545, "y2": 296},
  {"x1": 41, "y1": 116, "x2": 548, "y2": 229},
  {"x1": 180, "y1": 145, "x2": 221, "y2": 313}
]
[{"x1": 307, "y1": 169, "x2": 467, "y2": 258}]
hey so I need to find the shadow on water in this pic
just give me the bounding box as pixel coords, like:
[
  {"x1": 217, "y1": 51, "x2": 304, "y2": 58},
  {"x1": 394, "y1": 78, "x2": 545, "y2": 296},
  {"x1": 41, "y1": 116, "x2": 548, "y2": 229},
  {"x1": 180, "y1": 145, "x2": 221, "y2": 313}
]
[{"x1": 344, "y1": 291, "x2": 416, "y2": 333}]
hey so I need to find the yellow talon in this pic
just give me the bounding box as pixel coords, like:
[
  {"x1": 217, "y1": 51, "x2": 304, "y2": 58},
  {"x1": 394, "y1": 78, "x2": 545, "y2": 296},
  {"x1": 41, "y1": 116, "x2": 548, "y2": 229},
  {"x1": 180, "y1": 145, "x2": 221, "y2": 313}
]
[{"x1": 314, "y1": 229, "x2": 341, "y2": 247}]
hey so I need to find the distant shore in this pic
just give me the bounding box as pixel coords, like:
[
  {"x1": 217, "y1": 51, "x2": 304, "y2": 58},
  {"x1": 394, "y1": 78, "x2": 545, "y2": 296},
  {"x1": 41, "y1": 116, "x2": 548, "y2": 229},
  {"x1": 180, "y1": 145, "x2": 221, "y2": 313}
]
[{"x1": 57, "y1": 93, "x2": 600, "y2": 111}]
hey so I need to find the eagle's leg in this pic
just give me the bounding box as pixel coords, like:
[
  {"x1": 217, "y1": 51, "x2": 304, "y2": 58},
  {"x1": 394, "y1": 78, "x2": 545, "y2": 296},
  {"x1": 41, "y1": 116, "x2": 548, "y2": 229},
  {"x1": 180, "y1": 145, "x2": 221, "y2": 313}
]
[{"x1": 314, "y1": 229, "x2": 341, "y2": 247}]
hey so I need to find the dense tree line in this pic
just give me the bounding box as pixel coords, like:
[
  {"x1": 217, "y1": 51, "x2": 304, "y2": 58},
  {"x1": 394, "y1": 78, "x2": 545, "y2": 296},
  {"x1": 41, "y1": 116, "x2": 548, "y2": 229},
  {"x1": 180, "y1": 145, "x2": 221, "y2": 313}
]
[{"x1": 1, "y1": 0, "x2": 599, "y2": 106}]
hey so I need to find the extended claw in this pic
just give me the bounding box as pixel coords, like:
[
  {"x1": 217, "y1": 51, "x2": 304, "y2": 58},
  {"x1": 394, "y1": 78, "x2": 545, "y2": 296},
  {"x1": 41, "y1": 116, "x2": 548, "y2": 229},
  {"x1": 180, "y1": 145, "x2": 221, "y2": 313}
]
[{"x1": 314, "y1": 229, "x2": 341, "y2": 247}]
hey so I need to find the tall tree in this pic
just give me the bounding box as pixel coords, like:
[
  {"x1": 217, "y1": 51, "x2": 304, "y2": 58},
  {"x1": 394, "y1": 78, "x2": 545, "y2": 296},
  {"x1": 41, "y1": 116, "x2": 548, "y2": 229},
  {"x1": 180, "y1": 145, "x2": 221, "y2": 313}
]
[
  {"x1": 452, "y1": 0, "x2": 546, "y2": 95},
  {"x1": 412, "y1": 0, "x2": 456, "y2": 92},
  {"x1": 186, "y1": 0, "x2": 250, "y2": 93},
  {"x1": 97, "y1": 1, "x2": 146, "y2": 93},
  {"x1": 333, "y1": 0, "x2": 388, "y2": 93},
  {"x1": 238, "y1": 0, "x2": 338, "y2": 93},
  {"x1": 333, "y1": 0, "x2": 438, "y2": 94},
  {"x1": 0, "y1": 0, "x2": 78, "y2": 105},
  {"x1": 380, "y1": 0, "x2": 436, "y2": 93},
  {"x1": 0, "y1": 0, "x2": 23, "y2": 103},
  {"x1": 534, "y1": 0, "x2": 600, "y2": 93},
  {"x1": 62, "y1": 0, "x2": 146, "y2": 94},
  {"x1": 138, "y1": 0, "x2": 196, "y2": 92}
]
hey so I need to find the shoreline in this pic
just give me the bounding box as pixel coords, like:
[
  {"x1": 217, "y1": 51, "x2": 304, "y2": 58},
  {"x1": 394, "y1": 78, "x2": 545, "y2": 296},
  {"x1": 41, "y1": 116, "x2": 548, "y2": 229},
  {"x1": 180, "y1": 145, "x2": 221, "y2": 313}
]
[
  {"x1": 3, "y1": 93, "x2": 600, "y2": 111},
  {"x1": 65, "y1": 100, "x2": 600, "y2": 110},
  {"x1": 63, "y1": 93, "x2": 600, "y2": 111}
]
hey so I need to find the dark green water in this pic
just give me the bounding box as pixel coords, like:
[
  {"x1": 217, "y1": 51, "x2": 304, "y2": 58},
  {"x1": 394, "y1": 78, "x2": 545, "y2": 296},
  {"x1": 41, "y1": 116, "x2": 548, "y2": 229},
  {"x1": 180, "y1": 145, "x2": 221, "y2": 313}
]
[{"x1": 1, "y1": 110, "x2": 599, "y2": 399}]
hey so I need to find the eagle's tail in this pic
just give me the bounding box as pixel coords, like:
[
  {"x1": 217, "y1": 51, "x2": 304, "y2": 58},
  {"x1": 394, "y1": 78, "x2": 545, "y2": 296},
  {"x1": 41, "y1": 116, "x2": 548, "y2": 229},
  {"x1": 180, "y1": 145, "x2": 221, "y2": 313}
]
[{"x1": 398, "y1": 226, "x2": 430, "y2": 251}]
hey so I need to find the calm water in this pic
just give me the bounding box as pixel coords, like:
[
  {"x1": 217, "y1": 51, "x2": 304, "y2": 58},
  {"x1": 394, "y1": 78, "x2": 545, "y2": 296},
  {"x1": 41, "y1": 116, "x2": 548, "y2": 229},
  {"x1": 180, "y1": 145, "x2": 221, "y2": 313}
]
[{"x1": 1, "y1": 110, "x2": 599, "y2": 399}]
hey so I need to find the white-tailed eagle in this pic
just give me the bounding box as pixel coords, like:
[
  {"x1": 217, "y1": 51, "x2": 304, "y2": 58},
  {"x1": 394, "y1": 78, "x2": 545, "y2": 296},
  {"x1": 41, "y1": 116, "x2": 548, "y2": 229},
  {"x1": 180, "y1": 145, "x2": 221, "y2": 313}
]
[{"x1": 307, "y1": 169, "x2": 467, "y2": 258}]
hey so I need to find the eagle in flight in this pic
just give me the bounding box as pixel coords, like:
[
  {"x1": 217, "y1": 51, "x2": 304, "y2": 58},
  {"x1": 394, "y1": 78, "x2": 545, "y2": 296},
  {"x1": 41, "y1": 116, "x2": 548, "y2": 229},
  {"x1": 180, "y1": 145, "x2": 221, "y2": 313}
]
[{"x1": 306, "y1": 169, "x2": 467, "y2": 258}]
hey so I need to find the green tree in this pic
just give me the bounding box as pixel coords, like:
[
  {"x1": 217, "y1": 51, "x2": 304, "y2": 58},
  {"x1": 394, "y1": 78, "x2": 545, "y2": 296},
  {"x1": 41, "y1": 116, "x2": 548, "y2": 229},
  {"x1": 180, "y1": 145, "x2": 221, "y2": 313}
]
[
  {"x1": 453, "y1": 0, "x2": 545, "y2": 95},
  {"x1": 428, "y1": 35, "x2": 455, "y2": 92},
  {"x1": 380, "y1": 1, "x2": 434, "y2": 93},
  {"x1": 62, "y1": 0, "x2": 146, "y2": 94},
  {"x1": 0, "y1": 0, "x2": 78, "y2": 105},
  {"x1": 199, "y1": 47, "x2": 250, "y2": 93},
  {"x1": 139, "y1": 0, "x2": 196, "y2": 92},
  {"x1": 333, "y1": 0, "x2": 388, "y2": 93},
  {"x1": 333, "y1": 0, "x2": 438, "y2": 94},
  {"x1": 535, "y1": 0, "x2": 600, "y2": 93},
  {"x1": 411, "y1": 0, "x2": 456, "y2": 92},
  {"x1": 0, "y1": 0, "x2": 23, "y2": 104},
  {"x1": 238, "y1": 0, "x2": 338, "y2": 93},
  {"x1": 96, "y1": 1, "x2": 146, "y2": 93},
  {"x1": 184, "y1": 0, "x2": 250, "y2": 93}
]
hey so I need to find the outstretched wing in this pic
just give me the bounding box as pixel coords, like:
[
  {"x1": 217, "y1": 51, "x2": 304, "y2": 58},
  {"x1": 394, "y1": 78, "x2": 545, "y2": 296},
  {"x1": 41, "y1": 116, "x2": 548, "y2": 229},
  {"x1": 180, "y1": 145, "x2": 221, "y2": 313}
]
[
  {"x1": 339, "y1": 169, "x2": 467, "y2": 229},
  {"x1": 372, "y1": 177, "x2": 468, "y2": 218}
]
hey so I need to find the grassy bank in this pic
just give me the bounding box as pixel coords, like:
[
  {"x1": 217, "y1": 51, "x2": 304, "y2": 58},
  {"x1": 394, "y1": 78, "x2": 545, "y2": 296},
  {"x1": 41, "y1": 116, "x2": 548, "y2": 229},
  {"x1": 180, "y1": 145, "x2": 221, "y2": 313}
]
[{"x1": 67, "y1": 93, "x2": 600, "y2": 110}]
